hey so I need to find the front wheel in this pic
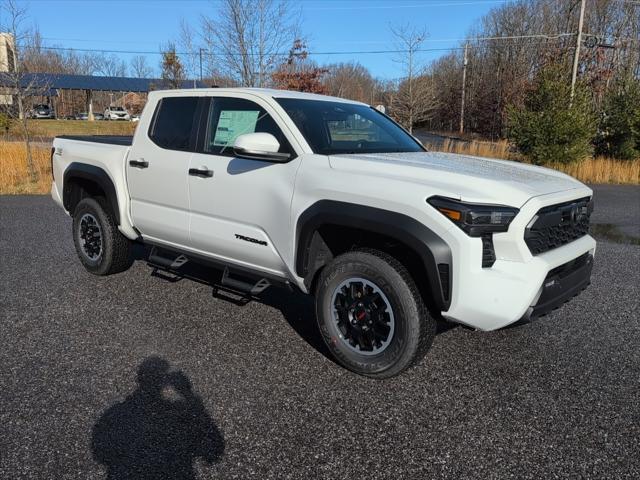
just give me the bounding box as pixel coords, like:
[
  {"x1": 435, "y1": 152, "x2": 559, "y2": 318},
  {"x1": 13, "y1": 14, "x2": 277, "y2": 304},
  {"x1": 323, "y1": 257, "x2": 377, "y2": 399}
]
[
  {"x1": 72, "y1": 197, "x2": 133, "y2": 275},
  {"x1": 315, "y1": 249, "x2": 436, "y2": 378}
]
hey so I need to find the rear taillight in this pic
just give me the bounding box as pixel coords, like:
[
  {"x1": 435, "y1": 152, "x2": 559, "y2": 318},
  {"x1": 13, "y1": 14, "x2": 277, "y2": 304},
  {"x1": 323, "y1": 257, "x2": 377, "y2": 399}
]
[{"x1": 50, "y1": 147, "x2": 55, "y2": 181}]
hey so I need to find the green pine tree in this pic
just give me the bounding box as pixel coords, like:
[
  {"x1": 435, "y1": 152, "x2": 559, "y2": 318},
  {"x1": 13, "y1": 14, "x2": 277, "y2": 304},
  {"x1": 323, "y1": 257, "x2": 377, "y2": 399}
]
[
  {"x1": 597, "y1": 80, "x2": 640, "y2": 160},
  {"x1": 507, "y1": 67, "x2": 596, "y2": 165}
]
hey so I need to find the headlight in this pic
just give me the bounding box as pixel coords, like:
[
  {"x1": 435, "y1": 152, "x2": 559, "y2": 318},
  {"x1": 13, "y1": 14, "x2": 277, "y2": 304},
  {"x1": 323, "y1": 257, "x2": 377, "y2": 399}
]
[{"x1": 427, "y1": 196, "x2": 519, "y2": 237}]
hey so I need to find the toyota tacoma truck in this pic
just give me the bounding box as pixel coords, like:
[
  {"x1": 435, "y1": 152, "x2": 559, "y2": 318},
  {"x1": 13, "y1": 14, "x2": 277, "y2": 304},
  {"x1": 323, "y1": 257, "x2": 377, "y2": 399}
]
[{"x1": 51, "y1": 88, "x2": 595, "y2": 378}]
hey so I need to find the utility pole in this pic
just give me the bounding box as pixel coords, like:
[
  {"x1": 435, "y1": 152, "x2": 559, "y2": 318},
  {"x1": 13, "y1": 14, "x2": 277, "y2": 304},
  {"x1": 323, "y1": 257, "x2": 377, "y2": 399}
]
[
  {"x1": 199, "y1": 48, "x2": 204, "y2": 82},
  {"x1": 459, "y1": 42, "x2": 468, "y2": 134},
  {"x1": 570, "y1": 0, "x2": 586, "y2": 105}
]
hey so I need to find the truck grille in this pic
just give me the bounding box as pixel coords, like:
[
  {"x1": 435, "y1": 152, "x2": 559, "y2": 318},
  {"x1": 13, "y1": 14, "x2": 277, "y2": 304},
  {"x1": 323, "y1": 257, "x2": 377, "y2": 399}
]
[{"x1": 524, "y1": 197, "x2": 592, "y2": 255}]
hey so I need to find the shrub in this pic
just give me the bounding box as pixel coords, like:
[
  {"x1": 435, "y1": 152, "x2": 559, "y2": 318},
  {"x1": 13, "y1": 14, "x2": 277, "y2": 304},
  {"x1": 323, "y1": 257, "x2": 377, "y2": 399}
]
[
  {"x1": 596, "y1": 80, "x2": 640, "y2": 160},
  {"x1": 0, "y1": 112, "x2": 11, "y2": 133},
  {"x1": 507, "y1": 67, "x2": 596, "y2": 165}
]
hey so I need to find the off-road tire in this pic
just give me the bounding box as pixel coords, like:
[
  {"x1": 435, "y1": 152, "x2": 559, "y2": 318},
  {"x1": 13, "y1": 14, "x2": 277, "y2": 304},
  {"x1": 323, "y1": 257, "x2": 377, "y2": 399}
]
[
  {"x1": 72, "y1": 197, "x2": 133, "y2": 275},
  {"x1": 315, "y1": 249, "x2": 436, "y2": 378}
]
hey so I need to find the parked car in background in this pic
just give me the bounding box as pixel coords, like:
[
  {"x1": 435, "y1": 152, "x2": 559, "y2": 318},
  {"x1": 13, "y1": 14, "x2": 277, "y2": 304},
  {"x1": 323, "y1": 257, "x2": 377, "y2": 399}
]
[
  {"x1": 75, "y1": 112, "x2": 88, "y2": 121},
  {"x1": 93, "y1": 113, "x2": 105, "y2": 121},
  {"x1": 130, "y1": 114, "x2": 140, "y2": 122},
  {"x1": 104, "y1": 106, "x2": 130, "y2": 121},
  {"x1": 30, "y1": 104, "x2": 55, "y2": 119}
]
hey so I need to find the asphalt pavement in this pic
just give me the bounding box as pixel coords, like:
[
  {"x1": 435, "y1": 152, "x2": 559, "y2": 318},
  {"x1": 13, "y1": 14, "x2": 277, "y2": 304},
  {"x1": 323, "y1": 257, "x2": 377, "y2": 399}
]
[{"x1": 1, "y1": 189, "x2": 639, "y2": 479}]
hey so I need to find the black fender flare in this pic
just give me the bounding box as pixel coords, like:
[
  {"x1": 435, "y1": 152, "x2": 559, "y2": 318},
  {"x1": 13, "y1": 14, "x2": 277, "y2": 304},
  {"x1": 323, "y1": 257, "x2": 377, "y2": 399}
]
[
  {"x1": 295, "y1": 200, "x2": 452, "y2": 311},
  {"x1": 63, "y1": 163, "x2": 120, "y2": 225}
]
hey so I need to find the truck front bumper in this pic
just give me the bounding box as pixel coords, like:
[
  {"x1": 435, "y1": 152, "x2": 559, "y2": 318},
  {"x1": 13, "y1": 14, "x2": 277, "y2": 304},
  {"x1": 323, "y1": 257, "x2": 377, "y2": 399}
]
[
  {"x1": 523, "y1": 252, "x2": 593, "y2": 321},
  {"x1": 442, "y1": 234, "x2": 596, "y2": 331}
]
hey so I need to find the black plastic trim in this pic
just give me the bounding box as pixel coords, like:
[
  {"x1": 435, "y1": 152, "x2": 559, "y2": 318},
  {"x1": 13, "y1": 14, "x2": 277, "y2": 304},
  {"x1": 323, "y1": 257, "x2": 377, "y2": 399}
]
[
  {"x1": 56, "y1": 135, "x2": 133, "y2": 146},
  {"x1": 528, "y1": 253, "x2": 593, "y2": 319},
  {"x1": 296, "y1": 200, "x2": 453, "y2": 310},
  {"x1": 63, "y1": 162, "x2": 120, "y2": 224},
  {"x1": 524, "y1": 197, "x2": 592, "y2": 255}
]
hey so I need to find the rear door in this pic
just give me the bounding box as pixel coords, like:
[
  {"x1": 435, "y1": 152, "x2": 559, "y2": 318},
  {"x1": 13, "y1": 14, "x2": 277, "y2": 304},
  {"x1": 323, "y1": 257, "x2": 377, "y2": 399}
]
[
  {"x1": 127, "y1": 95, "x2": 202, "y2": 247},
  {"x1": 187, "y1": 95, "x2": 300, "y2": 276}
]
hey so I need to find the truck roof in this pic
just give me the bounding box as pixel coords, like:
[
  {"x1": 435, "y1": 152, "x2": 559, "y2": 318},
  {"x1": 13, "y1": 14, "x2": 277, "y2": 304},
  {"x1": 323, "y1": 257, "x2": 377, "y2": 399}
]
[{"x1": 148, "y1": 87, "x2": 367, "y2": 105}]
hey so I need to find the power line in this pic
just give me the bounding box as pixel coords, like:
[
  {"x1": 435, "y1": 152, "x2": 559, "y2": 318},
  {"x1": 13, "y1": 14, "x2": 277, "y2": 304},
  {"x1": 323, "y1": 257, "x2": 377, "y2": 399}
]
[
  {"x1": 30, "y1": 44, "x2": 466, "y2": 56},
  {"x1": 304, "y1": 0, "x2": 509, "y2": 11},
  {"x1": 28, "y1": 32, "x2": 604, "y2": 58},
  {"x1": 39, "y1": 32, "x2": 579, "y2": 46}
]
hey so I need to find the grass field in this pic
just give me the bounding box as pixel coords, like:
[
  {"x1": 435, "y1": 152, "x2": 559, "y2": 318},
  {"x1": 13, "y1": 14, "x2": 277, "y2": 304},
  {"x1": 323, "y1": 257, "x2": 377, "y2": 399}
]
[
  {"x1": 6, "y1": 119, "x2": 136, "y2": 140},
  {"x1": 2, "y1": 120, "x2": 137, "y2": 194},
  {"x1": 0, "y1": 142, "x2": 51, "y2": 194}
]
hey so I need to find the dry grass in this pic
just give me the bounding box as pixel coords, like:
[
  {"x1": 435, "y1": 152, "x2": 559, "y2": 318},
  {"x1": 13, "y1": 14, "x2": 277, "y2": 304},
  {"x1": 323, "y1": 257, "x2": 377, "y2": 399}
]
[
  {"x1": 548, "y1": 157, "x2": 640, "y2": 185},
  {"x1": 425, "y1": 137, "x2": 639, "y2": 185},
  {"x1": 1, "y1": 120, "x2": 136, "y2": 195},
  {"x1": 8, "y1": 119, "x2": 136, "y2": 140},
  {"x1": 0, "y1": 142, "x2": 52, "y2": 194},
  {"x1": 429, "y1": 137, "x2": 517, "y2": 160}
]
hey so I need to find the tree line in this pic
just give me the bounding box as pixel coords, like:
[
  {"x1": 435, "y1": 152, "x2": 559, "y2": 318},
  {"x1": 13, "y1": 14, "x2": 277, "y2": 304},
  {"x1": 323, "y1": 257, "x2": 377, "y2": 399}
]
[{"x1": 3, "y1": 0, "x2": 639, "y2": 162}]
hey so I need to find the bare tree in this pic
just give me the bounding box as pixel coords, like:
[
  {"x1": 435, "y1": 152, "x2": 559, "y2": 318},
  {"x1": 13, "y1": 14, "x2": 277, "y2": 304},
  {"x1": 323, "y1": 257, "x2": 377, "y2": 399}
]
[
  {"x1": 200, "y1": 0, "x2": 300, "y2": 87},
  {"x1": 130, "y1": 55, "x2": 152, "y2": 78},
  {"x1": 426, "y1": 0, "x2": 640, "y2": 138},
  {"x1": 21, "y1": 29, "x2": 99, "y2": 76},
  {"x1": 89, "y1": 53, "x2": 127, "y2": 77},
  {"x1": 0, "y1": 0, "x2": 48, "y2": 183},
  {"x1": 389, "y1": 24, "x2": 436, "y2": 133},
  {"x1": 323, "y1": 62, "x2": 379, "y2": 103},
  {"x1": 178, "y1": 19, "x2": 200, "y2": 85}
]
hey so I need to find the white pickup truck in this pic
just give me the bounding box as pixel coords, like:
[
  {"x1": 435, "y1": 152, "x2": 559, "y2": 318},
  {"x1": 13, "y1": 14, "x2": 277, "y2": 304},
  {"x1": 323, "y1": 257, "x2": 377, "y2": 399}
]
[{"x1": 51, "y1": 88, "x2": 595, "y2": 378}]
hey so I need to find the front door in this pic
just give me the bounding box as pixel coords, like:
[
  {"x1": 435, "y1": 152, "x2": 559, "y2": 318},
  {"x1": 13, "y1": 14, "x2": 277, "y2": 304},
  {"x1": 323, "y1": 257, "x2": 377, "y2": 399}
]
[
  {"x1": 187, "y1": 96, "x2": 300, "y2": 276},
  {"x1": 127, "y1": 95, "x2": 200, "y2": 248}
]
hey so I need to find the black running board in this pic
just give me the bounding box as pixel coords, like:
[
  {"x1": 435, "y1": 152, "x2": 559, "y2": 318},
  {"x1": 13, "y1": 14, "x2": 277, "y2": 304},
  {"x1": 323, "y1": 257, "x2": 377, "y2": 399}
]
[
  {"x1": 148, "y1": 247, "x2": 189, "y2": 270},
  {"x1": 221, "y1": 267, "x2": 271, "y2": 295},
  {"x1": 143, "y1": 241, "x2": 293, "y2": 293}
]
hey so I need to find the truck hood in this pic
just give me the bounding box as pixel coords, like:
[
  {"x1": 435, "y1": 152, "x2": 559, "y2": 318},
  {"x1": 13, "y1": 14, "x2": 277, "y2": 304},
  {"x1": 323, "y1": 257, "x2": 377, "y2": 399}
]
[{"x1": 328, "y1": 151, "x2": 586, "y2": 207}]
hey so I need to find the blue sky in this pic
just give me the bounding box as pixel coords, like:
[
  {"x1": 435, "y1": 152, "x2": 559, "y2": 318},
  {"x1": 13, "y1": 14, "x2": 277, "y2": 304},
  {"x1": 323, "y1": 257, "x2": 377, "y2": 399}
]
[{"x1": 22, "y1": 0, "x2": 506, "y2": 79}]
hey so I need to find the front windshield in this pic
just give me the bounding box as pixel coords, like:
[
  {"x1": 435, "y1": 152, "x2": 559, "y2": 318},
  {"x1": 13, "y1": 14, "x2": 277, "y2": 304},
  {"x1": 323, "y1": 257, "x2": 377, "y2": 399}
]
[{"x1": 275, "y1": 98, "x2": 424, "y2": 155}]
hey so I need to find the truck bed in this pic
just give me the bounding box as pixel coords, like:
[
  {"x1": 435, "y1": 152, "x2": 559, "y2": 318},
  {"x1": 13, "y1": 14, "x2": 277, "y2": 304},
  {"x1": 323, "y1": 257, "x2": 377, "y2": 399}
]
[{"x1": 56, "y1": 135, "x2": 133, "y2": 146}]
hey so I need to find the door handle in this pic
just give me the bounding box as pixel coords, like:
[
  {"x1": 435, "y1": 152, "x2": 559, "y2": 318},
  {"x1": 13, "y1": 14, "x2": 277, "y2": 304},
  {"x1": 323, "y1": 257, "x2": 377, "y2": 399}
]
[
  {"x1": 188, "y1": 168, "x2": 213, "y2": 178},
  {"x1": 129, "y1": 159, "x2": 149, "y2": 168}
]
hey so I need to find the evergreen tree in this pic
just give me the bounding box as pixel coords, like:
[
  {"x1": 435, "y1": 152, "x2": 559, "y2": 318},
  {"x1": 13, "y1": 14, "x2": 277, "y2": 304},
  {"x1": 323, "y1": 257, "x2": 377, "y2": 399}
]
[
  {"x1": 507, "y1": 67, "x2": 596, "y2": 165},
  {"x1": 597, "y1": 80, "x2": 640, "y2": 160}
]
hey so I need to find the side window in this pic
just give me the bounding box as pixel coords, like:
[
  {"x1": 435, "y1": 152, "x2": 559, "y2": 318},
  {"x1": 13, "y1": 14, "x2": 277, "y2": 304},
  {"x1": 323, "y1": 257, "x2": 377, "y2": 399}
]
[
  {"x1": 203, "y1": 97, "x2": 292, "y2": 156},
  {"x1": 149, "y1": 96, "x2": 199, "y2": 151}
]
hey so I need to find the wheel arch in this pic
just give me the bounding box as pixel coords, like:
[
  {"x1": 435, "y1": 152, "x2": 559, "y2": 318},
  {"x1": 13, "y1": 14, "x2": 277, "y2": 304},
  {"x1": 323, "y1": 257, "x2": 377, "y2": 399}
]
[
  {"x1": 63, "y1": 163, "x2": 120, "y2": 225},
  {"x1": 295, "y1": 200, "x2": 452, "y2": 311}
]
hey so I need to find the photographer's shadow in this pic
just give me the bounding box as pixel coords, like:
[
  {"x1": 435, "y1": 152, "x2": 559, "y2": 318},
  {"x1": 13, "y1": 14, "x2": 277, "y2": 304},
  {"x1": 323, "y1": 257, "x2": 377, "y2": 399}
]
[{"x1": 92, "y1": 356, "x2": 224, "y2": 480}]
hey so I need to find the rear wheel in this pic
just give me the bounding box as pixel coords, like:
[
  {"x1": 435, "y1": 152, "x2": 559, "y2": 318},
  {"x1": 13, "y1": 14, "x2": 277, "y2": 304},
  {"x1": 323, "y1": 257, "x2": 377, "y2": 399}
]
[
  {"x1": 315, "y1": 249, "x2": 436, "y2": 378},
  {"x1": 72, "y1": 197, "x2": 132, "y2": 275}
]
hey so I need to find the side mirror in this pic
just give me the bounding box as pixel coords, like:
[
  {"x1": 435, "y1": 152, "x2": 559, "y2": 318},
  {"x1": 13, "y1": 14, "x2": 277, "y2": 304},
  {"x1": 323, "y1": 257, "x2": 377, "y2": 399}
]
[{"x1": 233, "y1": 133, "x2": 291, "y2": 162}]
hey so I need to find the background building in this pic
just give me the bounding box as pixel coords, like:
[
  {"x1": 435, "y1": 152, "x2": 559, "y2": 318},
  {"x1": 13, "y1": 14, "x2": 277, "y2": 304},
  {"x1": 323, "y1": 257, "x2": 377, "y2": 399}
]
[{"x1": 0, "y1": 32, "x2": 15, "y2": 73}]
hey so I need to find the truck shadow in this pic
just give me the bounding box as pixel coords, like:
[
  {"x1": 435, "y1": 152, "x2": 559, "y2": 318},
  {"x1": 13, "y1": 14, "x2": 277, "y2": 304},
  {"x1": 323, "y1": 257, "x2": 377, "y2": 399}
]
[
  {"x1": 139, "y1": 251, "x2": 457, "y2": 362},
  {"x1": 92, "y1": 356, "x2": 225, "y2": 480}
]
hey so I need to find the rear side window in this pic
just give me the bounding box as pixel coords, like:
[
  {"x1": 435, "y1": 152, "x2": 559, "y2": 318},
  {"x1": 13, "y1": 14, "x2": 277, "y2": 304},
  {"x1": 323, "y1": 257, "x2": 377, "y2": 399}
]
[
  {"x1": 202, "y1": 97, "x2": 292, "y2": 156},
  {"x1": 149, "y1": 97, "x2": 199, "y2": 151}
]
